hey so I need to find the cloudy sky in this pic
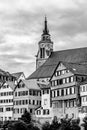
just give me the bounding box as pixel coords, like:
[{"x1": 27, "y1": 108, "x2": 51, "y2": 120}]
[{"x1": 0, "y1": 0, "x2": 87, "y2": 77}]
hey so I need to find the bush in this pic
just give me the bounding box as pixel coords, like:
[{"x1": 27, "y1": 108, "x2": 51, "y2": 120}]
[
  {"x1": 81, "y1": 116, "x2": 87, "y2": 130},
  {"x1": 21, "y1": 109, "x2": 31, "y2": 124},
  {"x1": 42, "y1": 122, "x2": 50, "y2": 130},
  {"x1": 50, "y1": 116, "x2": 61, "y2": 130}
]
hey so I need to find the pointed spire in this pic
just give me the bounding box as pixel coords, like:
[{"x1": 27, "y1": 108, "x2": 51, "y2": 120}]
[{"x1": 43, "y1": 16, "x2": 49, "y2": 35}]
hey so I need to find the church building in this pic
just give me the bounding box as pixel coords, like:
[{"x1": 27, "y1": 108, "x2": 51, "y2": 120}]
[{"x1": 27, "y1": 17, "x2": 87, "y2": 123}]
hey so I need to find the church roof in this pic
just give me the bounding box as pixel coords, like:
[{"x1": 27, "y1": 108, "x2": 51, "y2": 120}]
[{"x1": 27, "y1": 47, "x2": 87, "y2": 79}]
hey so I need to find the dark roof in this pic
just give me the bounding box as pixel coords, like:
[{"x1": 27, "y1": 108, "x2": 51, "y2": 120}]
[
  {"x1": 0, "y1": 68, "x2": 15, "y2": 78},
  {"x1": 62, "y1": 62, "x2": 87, "y2": 75},
  {"x1": 27, "y1": 47, "x2": 87, "y2": 79},
  {"x1": 80, "y1": 80, "x2": 87, "y2": 85},
  {"x1": 12, "y1": 72, "x2": 25, "y2": 79}
]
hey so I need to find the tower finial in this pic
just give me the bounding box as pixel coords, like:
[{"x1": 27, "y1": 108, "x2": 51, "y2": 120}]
[{"x1": 43, "y1": 16, "x2": 49, "y2": 35}]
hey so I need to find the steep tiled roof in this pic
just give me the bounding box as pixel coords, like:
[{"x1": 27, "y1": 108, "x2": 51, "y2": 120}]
[
  {"x1": 27, "y1": 47, "x2": 87, "y2": 79},
  {"x1": 0, "y1": 69, "x2": 12, "y2": 77},
  {"x1": 62, "y1": 62, "x2": 87, "y2": 75},
  {"x1": 12, "y1": 72, "x2": 25, "y2": 79},
  {"x1": 6, "y1": 81, "x2": 16, "y2": 90},
  {"x1": 23, "y1": 79, "x2": 40, "y2": 90}
]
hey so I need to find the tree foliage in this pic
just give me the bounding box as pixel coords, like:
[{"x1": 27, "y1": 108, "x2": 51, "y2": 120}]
[{"x1": 21, "y1": 109, "x2": 31, "y2": 124}]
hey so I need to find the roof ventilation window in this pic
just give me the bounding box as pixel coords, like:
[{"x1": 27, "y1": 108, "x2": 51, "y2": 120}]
[{"x1": 73, "y1": 68, "x2": 76, "y2": 71}]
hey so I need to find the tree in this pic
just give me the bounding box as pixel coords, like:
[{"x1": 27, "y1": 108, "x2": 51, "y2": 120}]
[
  {"x1": 21, "y1": 109, "x2": 31, "y2": 124},
  {"x1": 12, "y1": 120, "x2": 28, "y2": 130},
  {"x1": 81, "y1": 116, "x2": 87, "y2": 130},
  {"x1": 71, "y1": 118, "x2": 81, "y2": 130},
  {"x1": 50, "y1": 116, "x2": 61, "y2": 130},
  {"x1": 42, "y1": 121, "x2": 50, "y2": 130}
]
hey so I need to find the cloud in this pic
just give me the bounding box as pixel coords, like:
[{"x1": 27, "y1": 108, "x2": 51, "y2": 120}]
[{"x1": 0, "y1": 0, "x2": 87, "y2": 76}]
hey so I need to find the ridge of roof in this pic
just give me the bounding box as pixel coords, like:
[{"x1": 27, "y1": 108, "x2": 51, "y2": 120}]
[{"x1": 12, "y1": 72, "x2": 24, "y2": 79}]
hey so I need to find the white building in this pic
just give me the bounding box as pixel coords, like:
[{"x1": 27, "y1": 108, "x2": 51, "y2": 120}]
[
  {"x1": 12, "y1": 72, "x2": 25, "y2": 82},
  {"x1": 0, "y1": 81, "x2": 15, "y2": 121},
  {"x1": 79, "y1": 82, "x2": 87, "y2": 122},
  {"x1": 35, "y1": 80, "x2": 53, "y2": 123},
  {"x1": 13, "y1": 79, "x2": 41, "y2": 120}
]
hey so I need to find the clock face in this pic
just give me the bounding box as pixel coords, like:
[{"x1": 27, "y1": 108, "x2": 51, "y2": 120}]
[
  {"x1": 40, "y1": 43, "x2": 53, "y2": 49},
  {"x1": 45, "y1": 43, "x2": 53, "y2": 50}
]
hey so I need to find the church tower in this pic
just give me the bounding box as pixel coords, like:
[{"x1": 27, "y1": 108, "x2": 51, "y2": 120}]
[{"x1": 36, "y1": 17, "x2": 53, "y2": 69}]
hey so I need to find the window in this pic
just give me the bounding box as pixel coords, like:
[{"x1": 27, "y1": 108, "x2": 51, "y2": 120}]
[
  {"x1": 40, "y1": 48, "x2": 45, "y2": 58},
  {"x1": 58, "y1": 71, "x2": 61, "y2": 76},
  {"x1": 14, "y1": 108, "x2": 19, "y2": 114},
  {"x1": 6, "y1": 107, "x2": 13, "y2": 111},
  {"x1": 66, "y1": 70, "x2": 69, "y2": 73},
  {"x1": 30, "y1": 109, "x2": 33, "y2": 113},
  {"x1": 29, "y1": 90, "x2": 32, "y2": 95},
  {"x1": 66, "y1": 78, "x2": 69, "y2": 83},
  {"x1": 83, "y1": 86, "x2": 86, "y2": 92},
  {"x1": 61, "y1": 70, "x2": 65, "y2": 75},
  {"x1": 55, "y1": 90, "x2": 57, "y2": 97},
  {"x1": 64, "y1": 89, "x2": 66, "y2": 95},
  {"x1": 61, "y1": 89, "x2": 64, "y2": 96},
  {"x1": 37, "y1": 110, "x2": 41, "y2": 115},
  {"x1": 44, "y1": 99, "x2": 47, "y2": 105},
  {"x1": 67, "y1": 88, "x2": 70, "y2": 95},
  {"x1": 43, "y1": 109, "x2": 49, "y2": 115},
  {"x1": 57, "y1": 90, "x2": 59, "y2": 96},
  {"x1": 71, "y1": 87, "x2": 75, "y2": 94},
  {"x1": 0, "y1": 108, "x2": 3, "y2": 112},
  {"x1": 15, "y1": 92, "x2": 17, "y2": 97},
  {"x1": 55, "y1": 72, "x2": 57, "y2": 77},
  {"x1": 71, "y1": 76, "x2": 74, "y2": 82},
  {"x1": 52, "y1": 91, "x2": 55, "y2": 97},
  {"x1": 33, "y1": 100, "x2": 35, "y2": 105},
  {"x1": 55, "y1": 80, "x2": 57, "y2": 86},
  {"x1": 70, "y1": 88, "x2": 72, "y2": 94},
  {"x1": 59, "y1": 79, "x2": 63, "y2": 85},
  {"x1": 57, "y1": 80, "x2": 59, "y2": 85},
  {"x1": 52, "y1": 81, "x2": 54, "y2": 86},
  {"x1": 63, "y1": 79, "x2": 65, "y2": 84},
  {"x1": 29, "y1": 99, "x2": 31, "y2": 104},
  {"x1": 26, "y1": 100, "x2": 28, "y2": 104},
  {"x1": 47, "y1": 90, "x2": 49, "y2": 94},
  {"x1": 59, "y1": 89, "x2": 61, "y2": 96}
]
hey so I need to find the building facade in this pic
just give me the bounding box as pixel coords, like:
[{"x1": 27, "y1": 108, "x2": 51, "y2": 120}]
[
  {"x1": 79, "y1": 82, "x2": 87, "y2": 122},
  {"x1": 0, "y1": 81, "x2": 15, "y2": 121},
  {"x1": 13, "y1": 79, "x2": 41, "y2": 120},
  {"x1": 35, "y1": 79, "x2": 53, "y2": 123},
  {"x1": 27, "y1": 18, "x2": 87, "y2": 123},
  {"x1": 51, "y1": 62, "x2": 79, "y2": 119}
]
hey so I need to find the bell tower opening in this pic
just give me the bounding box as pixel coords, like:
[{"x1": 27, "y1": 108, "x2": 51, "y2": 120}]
[{"x1": 36, "y1": 17, "x2": 54, "y2": 69}]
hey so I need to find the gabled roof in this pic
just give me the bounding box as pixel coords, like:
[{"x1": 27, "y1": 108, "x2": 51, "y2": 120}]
[
  {"x1": 2, "y1": 81, "x2": 16, "y2": 90},
  {"x1": 23, "y1": 79, "x2": 40, "y2": 90},
  {"x1": 0, "y1": 68, "x2": 13, "y2": 77},
  {"x1": 15, "y1": 79, "x2": 40, "y2": 90},
  {"x1": 7, "y1": 81, "x2": 16, "y2": 90},
  {"x1": 27, "y1": 47, "x2": 87, "y2": 79},
  {"x1": 12, "y1": 72, "x2": 25, "y2": 79},
  {"x1": 27, "y1": 64, "x2": 57, "y2": 79}
]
